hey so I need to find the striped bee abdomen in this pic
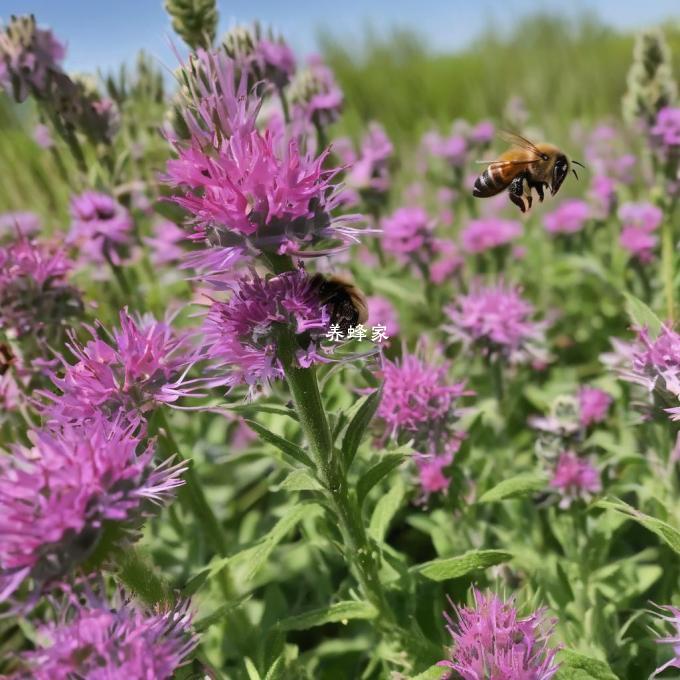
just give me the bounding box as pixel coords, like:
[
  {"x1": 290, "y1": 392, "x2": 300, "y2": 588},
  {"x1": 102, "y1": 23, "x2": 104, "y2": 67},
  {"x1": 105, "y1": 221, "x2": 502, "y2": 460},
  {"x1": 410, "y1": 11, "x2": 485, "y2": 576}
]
[{"x1": 472, "y1": 166, "x2": 508, "y2": 197}]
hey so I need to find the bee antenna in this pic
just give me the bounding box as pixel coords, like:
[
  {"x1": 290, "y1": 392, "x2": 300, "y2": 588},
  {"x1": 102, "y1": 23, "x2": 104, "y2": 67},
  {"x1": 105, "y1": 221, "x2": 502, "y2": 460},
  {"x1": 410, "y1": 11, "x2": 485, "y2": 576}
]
[
  {"x1": 572, "y1": 169, "x2": 579, "y2": 180},
  {"x1": 572, "y1": 160, "x2": 586, "y2": 169}
]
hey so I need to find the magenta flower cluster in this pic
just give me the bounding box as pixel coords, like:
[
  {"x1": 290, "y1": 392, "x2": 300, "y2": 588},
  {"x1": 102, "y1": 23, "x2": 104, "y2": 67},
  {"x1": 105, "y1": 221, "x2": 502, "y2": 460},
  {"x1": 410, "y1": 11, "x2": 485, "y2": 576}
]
[
  {"x1": 380, "y1": 206, "x2": 435, "y2": 258},
  {"x1": 0, "y1": 416, "x2": 186, "y2": 604},
  {"x1": 578, "y1": 386, "x2": 612, "y2": 427},
  {"x1": 202, "y1": 269, "x2": 331, "y2": 396},
  {"x1": 618, "y1": 201, "x2": 663, "y2": 263},
  {"x1": 550, "y1": 451, "x2": 602, "y2": 508},
  {"x1": 460, "y1": 217, "x2": 522, "y2": 254},
  {"x1": 0, "y1": 210, "x2": 42, "y2": 239},
  {"x1": 651, "y1": 605, "x2": 680, "y2": 677},
  {"x1": 0, "y1": 234, "x2": 81, "y2": 340},
  {"x1": 377, "y1": 350, "x2": 470, "y2": 497},
  {"x1": 445, "y1": 282, "x2": 549, "y2": 364},
  {"x1": 650, "y1": 107, "x2": 680, "y2": 154},
  {"x1": 439, "y1": 589, "x2": 561, "y2": 680},
  {"x1": 43, "y1": 309, "x2": 195, "y2": 421},
  {"x1": 0, "y1": 14, "x2": 66, "y2": 101},
  {"x1": 225, "y1": 23, "x2": 296, "y2": 89},
  {"x1": 68, "y1": 190, "x2": 134, "y2": 266},
  {"x1": 164, "y1": 49, "x2": 360, "y2": 272},
  {"x1": 290, "y1": 54, "x2": 343, "y2": 129},
  {"x1": 16, "y1": 585, "x2": 197, "y2": 678},
  {"x1": 543, "y1": 199, "x2": 591, "y2": 235},
  {"x1": 619, "y1": 325, "x2": 680, "y2": 420},
  {"x1": 339, "y1": 122, "x2": 394, "y2": 199}
]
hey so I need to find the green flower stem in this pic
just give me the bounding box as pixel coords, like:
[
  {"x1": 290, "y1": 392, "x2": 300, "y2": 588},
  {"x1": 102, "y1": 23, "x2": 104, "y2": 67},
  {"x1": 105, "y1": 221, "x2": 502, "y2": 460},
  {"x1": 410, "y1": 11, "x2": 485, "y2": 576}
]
[
  {"x1": 661, "y1": 201, "x2": 676, "y2": 323},
  {"x1": 489, "y1": 355, "x2": 504, "y2": 403},
  {"x1": 277, "y1": 85, "x2": 291, "y2": 124},
  {"x1": 103, "y1": 248, "x2": 135, "y2": 305},
  {"x1": 276, "y1": 327, "x2": 396, "y2": 628}
]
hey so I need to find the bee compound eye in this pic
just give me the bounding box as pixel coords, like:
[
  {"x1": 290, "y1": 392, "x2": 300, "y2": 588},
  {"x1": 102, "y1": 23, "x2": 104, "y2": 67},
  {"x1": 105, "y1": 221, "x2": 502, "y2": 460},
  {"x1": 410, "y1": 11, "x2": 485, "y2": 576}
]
[{"x1": 541, "y1": 154, "x2": 549, "y2": 161}]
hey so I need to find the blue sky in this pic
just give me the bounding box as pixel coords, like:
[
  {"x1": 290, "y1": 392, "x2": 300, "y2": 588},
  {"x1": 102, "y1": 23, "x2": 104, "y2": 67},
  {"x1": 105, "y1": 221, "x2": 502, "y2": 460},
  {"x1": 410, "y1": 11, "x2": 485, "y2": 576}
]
[{"x1": 6, "y1": 0, "x2": 680, "y2": 74}]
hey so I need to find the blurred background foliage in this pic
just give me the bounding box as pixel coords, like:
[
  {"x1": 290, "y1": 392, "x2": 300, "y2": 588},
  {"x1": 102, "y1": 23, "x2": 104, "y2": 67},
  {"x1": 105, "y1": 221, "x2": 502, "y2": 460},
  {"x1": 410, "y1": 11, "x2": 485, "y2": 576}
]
[
  {"x1": 4, "y1": 12, "x2": 680, "y2": 215},
  {"x1": 322, "y1": 13, "x2": 680, "y2": 143}
]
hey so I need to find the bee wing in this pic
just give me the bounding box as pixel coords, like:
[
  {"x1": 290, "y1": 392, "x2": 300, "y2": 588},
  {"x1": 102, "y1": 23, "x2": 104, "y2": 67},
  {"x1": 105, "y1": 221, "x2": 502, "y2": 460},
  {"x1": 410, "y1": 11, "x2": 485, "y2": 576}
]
[
  {"x1": 498, "y1": 130, "x2": 543, "y2": 158},
  {"x1": 475, "y1": 158, "x2": 540, "y2": 167}
]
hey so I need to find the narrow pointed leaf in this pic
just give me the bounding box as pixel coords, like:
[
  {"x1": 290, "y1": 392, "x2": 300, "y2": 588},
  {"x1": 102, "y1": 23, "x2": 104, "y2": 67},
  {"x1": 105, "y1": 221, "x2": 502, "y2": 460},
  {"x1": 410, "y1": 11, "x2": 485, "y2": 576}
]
[
  {"x1": 277, "y1": 600, "x2": 378, "y2": 631},
  {"x1": 342, "y1": 387, "x2": 383, "y2": 470},
  {"x1": 413, "y1": 549, "x2": 512, "y2": 581},
  {"x1": 357, "y1": 453, "x2": 406, "y2": 507},
  {"x1": 245, "y1": 419, "x2": 314, "y2": 468}
]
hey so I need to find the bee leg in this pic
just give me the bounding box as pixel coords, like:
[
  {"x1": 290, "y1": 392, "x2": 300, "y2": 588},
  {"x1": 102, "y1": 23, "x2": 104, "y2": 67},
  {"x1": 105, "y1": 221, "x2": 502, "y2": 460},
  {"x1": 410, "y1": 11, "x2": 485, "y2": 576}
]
[
  {"x1": 508, "y1": 174, "x2": 528, "y2": 213},
  {"x1": 532, "y1": 181, "x2": 545, "y2": 202},
  {"x1": 509, "y1": 191, "x2": 527, "y2": 213}
]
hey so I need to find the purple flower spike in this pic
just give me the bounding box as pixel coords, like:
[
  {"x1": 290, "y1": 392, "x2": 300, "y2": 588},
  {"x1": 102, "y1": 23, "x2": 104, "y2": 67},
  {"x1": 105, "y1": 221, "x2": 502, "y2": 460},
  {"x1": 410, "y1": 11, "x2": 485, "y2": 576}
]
[
  {"x1": 344, "y1": 122, "x2": 394, "y2": 197},
  {"x1": 0, "y1": 210, "x2": 42, "y2": 239},
  {"x1": 377, "y1": 349, "x2": 471, "y2": 498},
  {"x1": 202, "y1": 269, "x2": 330, "y2": 397},
  {"x1": 439, "y1": 589, "x2": 561, "y2": 680},
  {"x1": 17, "y1": 584, "x2": 197, "y2": 678},
  {"x1": 0, "y1": 416, "x2": 186, "y2": 605},
  {"x1": 445, "y1": 282, "x2": 549, "y2": 365},
  {"x1": 543, "y1": 200, "x2": 590, "y2": 235},
  {"x1": 619, "y1": 202, "x2": 663, "y2": 232},
  {"x1": 616, "y1": 325, "x2": 680, "y2": 421},
  {"x1": 43, "y1": 309, "x2": 196, "y2": 421},
  {"x1": 550, "y1": 451, "x2": 601, "y2": 508},
  {"x1": 0, "y1": 235, "x2": 81, "y2": 340},
  {"x1": 223, "y1": 22, "x2": 296, "y2": 89},
  {"x1": 651, "y1": 604, "x2": 680, "y2": 678},
  {"x1": 460, "y1": 217, "x2": 522, "y2": 253},
  {"x1": 578, "y1": 386, "x2": 612, "y2": 427},
  {"x1": 380, "y1": 206, "x2": 435, "y2": 258},
  {"x1": 164, "y1": 49, "x2": 361, "y2": 273},
  {"x1": 0, "y1": 15, "x2": 65, "y2": 102},
  {"x1": 290, "y1": 54, "x2": 343, "y2": 129},
  {"x1": 68, "y1": 191, "x2": 134, "y2": 266},
  {"x1": 651, "y1": 107, "x2": 680, "y2": 154}
]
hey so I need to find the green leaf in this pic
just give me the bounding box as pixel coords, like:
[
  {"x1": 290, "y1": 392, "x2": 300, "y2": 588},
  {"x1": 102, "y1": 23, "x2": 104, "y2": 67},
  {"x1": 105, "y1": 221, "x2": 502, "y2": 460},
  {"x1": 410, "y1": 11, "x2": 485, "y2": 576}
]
[
  {"x1": 245, "y1": 419, "x2": 314, "y2": 468},
  {"x1": 235, "y1": 503, "x2": 323, "y2": 580},
  {"x1": 356, "y1": 453, "x2": 406, "y2": 507},
  {"x1": 277, "y1": 600, "x2": 378, "y2": 631},
  {"x1": 273, "y1": 469, "x2": 322, "y2": 492},
  {"x1": 342, "y1": 387, "x2": 383, "y2": 470},
  {"x1": 369, "y1": 476, "x2": 405, "y2": 542},
  {"x1": 193, "y1": 595, "x2": 251, "y2": 632},
  {"x1": 624, "y1": 292, "x2": 662, "y2": 339},
  {"x1": 555, "y1": 649, "x2": 619, "y2": 680},
  {"x1": 115, "y1": 546, "x2": 171, "y2": 606},
  {"x1": 413, "y1": 549, "x2": 512, "y2": 582},
  {"x1": 478, "y1": 474, "x2": 548, "y2": 503},
  {"x1": 244, "y1": 657, "x2": 262, "y2": 680},
  {"x1": 596, "y1": 498, "x2": 680, "y2": 555},
  {"x1": 411, "y1": 665, "x2": 446, "y2": 680},
  {"x1": 264, "y1": 656, "x2": 285, "y2": 680},
  {"x1": 186, "y1": 503, "x2": 322, "y2": 589}
]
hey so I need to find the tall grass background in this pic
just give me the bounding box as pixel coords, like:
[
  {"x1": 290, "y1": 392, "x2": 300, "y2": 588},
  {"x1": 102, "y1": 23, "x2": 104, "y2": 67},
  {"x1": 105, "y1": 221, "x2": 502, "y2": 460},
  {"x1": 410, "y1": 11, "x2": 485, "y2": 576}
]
[{"x1": 2, "y1": 13, "x2": 680, "y2": 213}]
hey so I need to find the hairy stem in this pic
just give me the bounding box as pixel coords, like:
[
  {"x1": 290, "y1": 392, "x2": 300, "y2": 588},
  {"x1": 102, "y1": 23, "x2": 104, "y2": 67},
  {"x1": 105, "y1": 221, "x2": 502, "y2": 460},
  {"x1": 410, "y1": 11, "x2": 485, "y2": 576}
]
[
  {"x1": 661, "y1": 202, "x2": 676, "y2": 323},
  {"x1": 276, "y1": 328, "x2": 396, "y2": 628}
]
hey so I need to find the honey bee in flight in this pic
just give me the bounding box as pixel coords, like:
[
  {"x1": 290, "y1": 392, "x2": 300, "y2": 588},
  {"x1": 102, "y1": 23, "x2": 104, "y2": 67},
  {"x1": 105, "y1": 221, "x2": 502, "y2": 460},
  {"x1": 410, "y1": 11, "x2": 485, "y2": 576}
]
[{"x1": 472, "y1": 131, "x2": 585, "y2": 213}]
